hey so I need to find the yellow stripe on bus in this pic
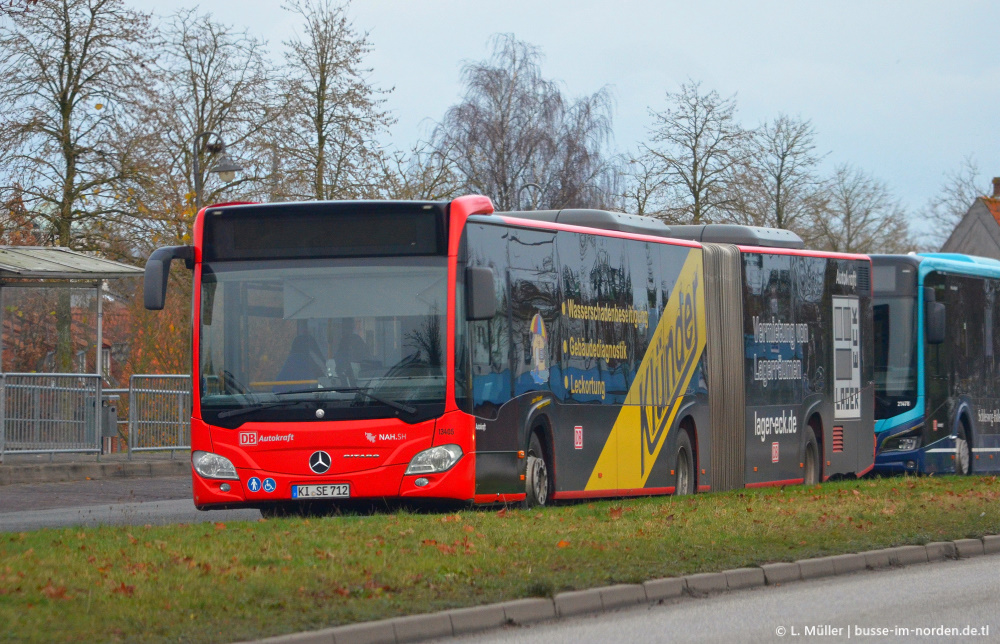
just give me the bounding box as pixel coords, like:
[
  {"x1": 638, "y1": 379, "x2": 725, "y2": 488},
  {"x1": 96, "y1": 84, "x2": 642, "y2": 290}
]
[{"x1": 585, "y1": 249, "x2": 707, "y2": 491}]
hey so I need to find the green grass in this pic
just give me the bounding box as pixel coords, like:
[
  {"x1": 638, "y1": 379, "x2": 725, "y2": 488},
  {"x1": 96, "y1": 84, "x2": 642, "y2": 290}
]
[{"x1": 2, "y1": 475, "x2": 999, "y2": 643}]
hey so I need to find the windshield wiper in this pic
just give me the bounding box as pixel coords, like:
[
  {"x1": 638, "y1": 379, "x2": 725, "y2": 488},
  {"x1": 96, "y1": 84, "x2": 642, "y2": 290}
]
[
  {"x1": 277, "y1": 385, "x2": 417, "y2": 415},
  {"x1": 217, "y1": 399, "x2": 307, "y2": 420}
]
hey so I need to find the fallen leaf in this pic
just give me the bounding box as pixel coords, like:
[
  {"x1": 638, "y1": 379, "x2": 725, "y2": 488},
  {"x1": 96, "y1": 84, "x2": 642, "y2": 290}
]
[
  {"x1": 556, "y1": 540, "x2": 570, "y2": 548},
  {"x1": 41, "y1": 583, "x2": 68, "y2": 600},
  {"x1": 111, "y1": 582, "x2": 135, "y2": 597}
]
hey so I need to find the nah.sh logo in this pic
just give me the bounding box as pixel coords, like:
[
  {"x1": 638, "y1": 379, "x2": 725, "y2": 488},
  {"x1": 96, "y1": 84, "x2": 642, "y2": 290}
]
[
  {"x1": 239, "y1": 432, "x2": 257, "y2": 446},
  {"x1": 365, "y1": 432, "x2": 376, "y2": 444}
]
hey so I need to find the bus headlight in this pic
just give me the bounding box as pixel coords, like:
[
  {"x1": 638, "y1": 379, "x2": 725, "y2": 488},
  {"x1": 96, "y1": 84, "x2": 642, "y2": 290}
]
[
  {"x1": 192, "y1": 451, "x2": 239, "y2": 480},
  {"x1": 882, "y1": 429, "x2": 922, "y2": 452},
  {"x1": 405, "y1": 444, "x2": 463, "y2": 475}
]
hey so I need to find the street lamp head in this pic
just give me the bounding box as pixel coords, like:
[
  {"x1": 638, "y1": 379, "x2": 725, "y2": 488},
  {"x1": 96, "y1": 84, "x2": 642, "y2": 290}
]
[{"x1": 209, "y1": 153, "x2": 242, "y2": 183}]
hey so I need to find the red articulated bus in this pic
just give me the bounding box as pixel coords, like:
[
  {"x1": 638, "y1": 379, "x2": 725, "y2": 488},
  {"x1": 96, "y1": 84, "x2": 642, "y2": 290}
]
[{"x1": 144, "y1": 196, "x2": 874, "y2": 515}]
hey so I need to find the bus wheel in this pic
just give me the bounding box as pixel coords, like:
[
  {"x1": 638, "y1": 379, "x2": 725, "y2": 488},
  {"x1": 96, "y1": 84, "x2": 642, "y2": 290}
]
[
  {"x1": 675, "y1": 431, "x2": 695, "y2": 495},
  {"x1": 524, "y1": 432, "x2": 550, "y2": 508},
  {"x1": 803, "y1": 427, "x2": 820, "y2": 485},
  {"x1": 956, "y1": 423, "x2": 972, "y2": 475}
]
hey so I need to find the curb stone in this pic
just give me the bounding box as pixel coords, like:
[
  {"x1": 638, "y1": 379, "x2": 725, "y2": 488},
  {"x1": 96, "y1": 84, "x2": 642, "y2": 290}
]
[
  {"x1": 925, "y1": 541, "x2": 957, "y2": 561},
  {"x1": 683, "y1": 572, "x2": 728, "y2": 595},
  {"x1": 446, "y1": 605, "x2": 506, "y2": 636},
  {"x1": 863, "y1": 549, "x2": 893, "y2": 569},
  {"x1": 642, "y1": 577, "x2": 686, "y2": 601},
  {"x1": 796, "y1": 555, "x2": 836, "y2": 579},
  {"x1": 246, "y1": 534, "x2": 1000, "y2": 644},
  {"x1": 724, "y1": 567, "x2": 765, "y2": 590},
  {"x1": 829, "y1": 553, "x2": 866, "y2": 575},
  {"x1": 893, "y1": 545, "x2": 928, "y2": 566},
  {"x1": 553, "y1": 589, "x2": 603, "y2": 618},
  {"x1": 498, "y1": 598, "x2": 555, "y2": 624},
  {"x1": 392, "y1": 614, "x2": 452, "y2": 643},
  {"x1": 329, "y1": 621, "x2": 394, "y2": 644},
  {"x1": 954, "y1": 538, "x2": 985, "y2": 558},
  {"x1": 760, "y1": 562, "x2": 800, "y2": 585},
  {"x1": 599, "y1": 584, "x2": 646, "y2": 610}
]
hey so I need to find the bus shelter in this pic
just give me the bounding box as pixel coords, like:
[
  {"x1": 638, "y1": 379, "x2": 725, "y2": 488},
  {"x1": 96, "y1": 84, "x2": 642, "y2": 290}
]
[{"x1": 0, "y1": 246, "x2": 143, "y2": 460}]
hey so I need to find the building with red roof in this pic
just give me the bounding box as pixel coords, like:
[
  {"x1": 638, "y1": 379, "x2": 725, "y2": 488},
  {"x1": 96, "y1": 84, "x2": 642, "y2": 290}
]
[{"x1": 941, "y1": 178, "x2": 1000, "y2": 258}]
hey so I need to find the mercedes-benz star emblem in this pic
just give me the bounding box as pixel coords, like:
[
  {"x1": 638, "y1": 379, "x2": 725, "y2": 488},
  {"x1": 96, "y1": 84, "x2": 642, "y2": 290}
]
[{"x1": 309, "y1": 450, "x2": 331, "y2": 474}]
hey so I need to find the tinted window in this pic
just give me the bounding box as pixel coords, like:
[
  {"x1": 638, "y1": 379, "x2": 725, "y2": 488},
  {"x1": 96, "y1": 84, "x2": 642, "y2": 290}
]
[{"x1": 467, "y1": 224, "x2": 512, "y2": 418}]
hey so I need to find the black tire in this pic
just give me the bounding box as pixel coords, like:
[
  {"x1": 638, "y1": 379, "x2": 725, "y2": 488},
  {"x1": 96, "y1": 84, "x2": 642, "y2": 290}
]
[
  {"x1": 803, "y1": 426, "x2": 820, "y2": 485},
  {"x1": 524, "y1": 432, "x2": 551, "y2": 508},
  {"x1": 956, "y1": 423, "x2": 972, "y2": 475},
  {"x1": 675, "y1": 431, "x2": 695, "y2": 495}
]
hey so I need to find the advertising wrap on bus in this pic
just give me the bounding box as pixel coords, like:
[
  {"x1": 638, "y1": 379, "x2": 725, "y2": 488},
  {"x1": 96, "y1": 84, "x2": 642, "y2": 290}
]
[{"x1": 144, "y1": 196, "x2": 874, "y2": 513}]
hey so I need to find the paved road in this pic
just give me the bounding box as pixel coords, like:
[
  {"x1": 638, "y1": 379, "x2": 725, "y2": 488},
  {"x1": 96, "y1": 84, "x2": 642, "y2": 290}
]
[
  {"x1": 443, "y1": 556, "x2": 999, "y2": 644},
  {"x1": 0, "y1": 476, "x2": 260, "y2": 531}
]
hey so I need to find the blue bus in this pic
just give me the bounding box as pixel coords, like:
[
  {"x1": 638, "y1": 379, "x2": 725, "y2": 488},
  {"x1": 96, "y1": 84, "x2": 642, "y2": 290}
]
[{"x1": 873, "y1": 252, "x2": 1000, "y2": 475}]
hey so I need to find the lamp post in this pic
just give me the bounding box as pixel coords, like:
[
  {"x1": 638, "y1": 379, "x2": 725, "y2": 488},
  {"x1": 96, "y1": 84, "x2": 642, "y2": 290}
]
[
  {"x1": 193, "y1": 132, "x2": 243, "y2": 211},
  {"x1": 517, "y1": 182, "x2": 542, "y2": 210}
]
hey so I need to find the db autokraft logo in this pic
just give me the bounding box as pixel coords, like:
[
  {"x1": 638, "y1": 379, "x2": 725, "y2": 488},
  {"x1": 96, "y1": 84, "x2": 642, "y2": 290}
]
[
  {"x1": 574, "y1": 426, "x2": 583, "y2": 449},
  {"x1": 772, "y1": 441, "x2": 780, "y2": 463},
  {"x1": 239, "y1": 432, "x2": 294, "y2": 446}
]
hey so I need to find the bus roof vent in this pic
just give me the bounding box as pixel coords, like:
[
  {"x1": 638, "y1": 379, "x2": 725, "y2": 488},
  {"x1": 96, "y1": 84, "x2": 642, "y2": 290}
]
[
  {"x1": 667, "y1": 224, "x2": 804, "y2": 249},
  {"x1": 502, "y1": 209, "x2": 673, "y2": 238}
]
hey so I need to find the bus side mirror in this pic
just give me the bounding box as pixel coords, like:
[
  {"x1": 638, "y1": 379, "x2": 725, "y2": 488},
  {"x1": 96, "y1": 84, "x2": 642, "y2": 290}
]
[
  {"x1": 144, "y1": 245, "x2": 194, "y2": 311},
  {"x1": 466, "y1": 266, "x2": 497, "y2": 321},
  {"x1": 926, "y1": 302, "x2": 946, "y2": 345}
]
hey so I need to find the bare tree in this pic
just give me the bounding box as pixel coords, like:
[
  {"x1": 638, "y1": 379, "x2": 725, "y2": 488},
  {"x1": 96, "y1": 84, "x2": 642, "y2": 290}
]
[
  {"x1": 921, "y1": 155, "x2": 990, "y2": 249},
  {"x1": 618, "y1": 153, "x2": 673, "y2": 218},
  {"x1": 641, "y1": 81, "x2": 750, "y2": 224},
  {"x1": 276, "y1": 0, "x2": 393, "y2": 200},
  {"x1": 0, "y1": 0, "x2": 152, "y2": 370},
  {"x1": 379, "y1": 142, "x2": 461, "y2": 201},
  {"x1": 431, "y1": 34, "x2": 616, "y2": 211},
  {"x1": 140, "y1": 9, "x2": 274, "y2": 230},
  {"x1": 729, "y1": 114, "x2": 823, "y2": 231},
  {"x1": 0, "y1": 0, "x2": 39, "y2": 15},
  {"x1": 806, "y1": 164, "x2": 914, "y2": 254},
  {"x1": 0, "y1": 0, "x2": 153, "y2": 250}
]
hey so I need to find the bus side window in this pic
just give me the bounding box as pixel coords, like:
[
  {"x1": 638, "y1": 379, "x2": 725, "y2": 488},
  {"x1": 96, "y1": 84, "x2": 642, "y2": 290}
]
[{"x1": 468, "y1": 224, "x2": 511, "y2": 419}]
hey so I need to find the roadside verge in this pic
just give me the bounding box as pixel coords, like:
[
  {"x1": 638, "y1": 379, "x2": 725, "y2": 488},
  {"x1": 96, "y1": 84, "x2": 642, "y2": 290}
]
[{"x1": 250, "y1": 535, "x2": 1000, "y2": 644}]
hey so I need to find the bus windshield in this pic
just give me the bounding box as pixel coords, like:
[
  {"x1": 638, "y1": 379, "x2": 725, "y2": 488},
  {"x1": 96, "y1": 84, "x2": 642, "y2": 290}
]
[
  {"x1": 199, "y1": 256, "x2": 448, "y2": 426},
  {"x1": 873, "y1": 295, "x2": 918, "y2": 419}
]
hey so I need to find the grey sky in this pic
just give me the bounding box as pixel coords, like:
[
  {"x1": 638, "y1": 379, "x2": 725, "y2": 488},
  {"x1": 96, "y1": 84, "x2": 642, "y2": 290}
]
[{"x1": 156, "y1": 0, "x2": 1000, "y2": 228}]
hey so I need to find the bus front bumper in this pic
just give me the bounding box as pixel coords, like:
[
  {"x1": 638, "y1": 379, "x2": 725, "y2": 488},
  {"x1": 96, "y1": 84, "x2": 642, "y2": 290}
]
[
  {"x1": 873, "y1": 449, "x2": 924, "y2": 474},
  {"x1": 192, "y1": 453, "x2": 476, "y2": 510}
]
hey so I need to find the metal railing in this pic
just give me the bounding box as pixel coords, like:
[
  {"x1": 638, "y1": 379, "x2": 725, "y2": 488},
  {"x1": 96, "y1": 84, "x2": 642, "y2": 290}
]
[
  {"x1": 0, "y1": 373, "x2": 103, "y2": 457},
  {"x1": 127, "y1": 375, "x2": 191, "y2": 457},
  {"x1": 0, "y1": 373, "x2": 191, "y2": 461}
]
